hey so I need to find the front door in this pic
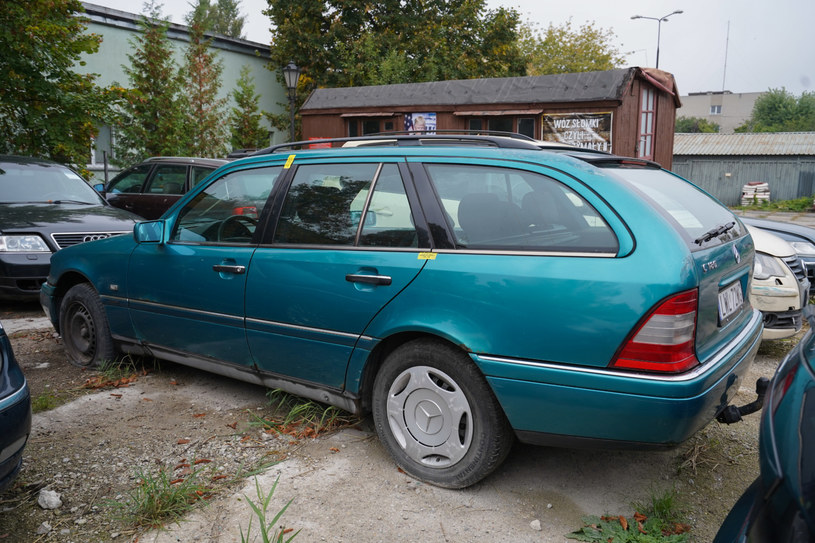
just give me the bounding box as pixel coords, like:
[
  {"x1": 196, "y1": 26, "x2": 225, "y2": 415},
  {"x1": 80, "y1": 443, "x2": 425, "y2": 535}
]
[{"x1": 127, "y1": 166, "x2": 284, "y2": 365}]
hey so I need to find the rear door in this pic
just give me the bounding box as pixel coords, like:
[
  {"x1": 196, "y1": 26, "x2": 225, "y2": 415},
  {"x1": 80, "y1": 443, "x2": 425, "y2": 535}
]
[{"x1": 245, "y1": 160, "x2": 428, "y2": 388}]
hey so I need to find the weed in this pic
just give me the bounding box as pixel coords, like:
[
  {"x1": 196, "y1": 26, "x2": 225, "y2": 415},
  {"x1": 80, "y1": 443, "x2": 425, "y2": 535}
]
[
  {"x1": 261, "y1": 389, "x2": 358, "y2": 438},
  {"x1": 239, "y1": 476, "x2": 298, "y2": 543},
  {"x1": 110, "y1": 463, "x2": 213, "y2": 528},
  {"x1": 735, "y1": 196, "x2": 814, "y2": 213},
  {"x1": 30, "y1": 392, "x2": 60, "y2": 413},
  {"x1": 84, "y1": 355, "x2": 146, "y2": 389},
  {"x1": 567, "y1": 488, "x2": 690, "y2": 542}
]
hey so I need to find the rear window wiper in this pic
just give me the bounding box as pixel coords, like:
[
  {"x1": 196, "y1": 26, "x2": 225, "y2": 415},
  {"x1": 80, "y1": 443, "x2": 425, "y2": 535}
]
[
  {"x1": 694, "y1": 221, "x2": 736, "y2": 245},
  {"x1": 51, "y1": 200, "x2": 94, "y2": 205}
]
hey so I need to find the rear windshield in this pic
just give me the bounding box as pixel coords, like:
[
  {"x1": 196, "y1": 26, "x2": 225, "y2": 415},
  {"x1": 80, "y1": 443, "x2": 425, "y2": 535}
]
[{"x1": 603, "y1": 165, "x2": 742, "y2": 248}]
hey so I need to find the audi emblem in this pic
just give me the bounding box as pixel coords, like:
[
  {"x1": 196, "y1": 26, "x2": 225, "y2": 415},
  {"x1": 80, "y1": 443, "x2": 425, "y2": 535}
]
[{"x1": 83, "y1": 233, "x2": 112, "y2": 242}]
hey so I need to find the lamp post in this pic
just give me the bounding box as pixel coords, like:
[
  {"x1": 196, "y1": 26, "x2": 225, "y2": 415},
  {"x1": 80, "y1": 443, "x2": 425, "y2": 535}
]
[
  {"x1": 282, "y1": 61, "x2": 301, "y2": 142},
  {"x1": 630, "y1": 10, "x2": 683, "y2": 69}
]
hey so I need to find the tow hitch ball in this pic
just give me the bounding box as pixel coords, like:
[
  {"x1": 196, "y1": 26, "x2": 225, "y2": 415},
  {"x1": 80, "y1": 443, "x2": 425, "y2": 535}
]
[{"x1": 717, "y1": 377, "x2": 770, "y2": 424}]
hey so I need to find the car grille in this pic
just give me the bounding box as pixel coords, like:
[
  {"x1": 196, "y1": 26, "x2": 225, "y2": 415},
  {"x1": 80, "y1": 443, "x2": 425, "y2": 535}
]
[
  {"x1": 51, "y1": 232, "x2": 129, "y2": 249},
  {"x1": 784, "y1": 255, "x2": 808, "y2": 286}
]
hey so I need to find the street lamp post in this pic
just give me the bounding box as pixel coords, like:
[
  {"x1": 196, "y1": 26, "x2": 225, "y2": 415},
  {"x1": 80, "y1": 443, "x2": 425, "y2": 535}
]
[
  {"x1": 631, "y1": 10, "x2": 683, "y2": 69},
  {"x1": 282, "y1": 61, "x2": 301, "y2": 142}
]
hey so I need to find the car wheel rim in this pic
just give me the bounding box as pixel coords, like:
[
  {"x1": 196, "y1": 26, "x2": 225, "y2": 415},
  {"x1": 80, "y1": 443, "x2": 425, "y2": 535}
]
[
  {"x1": 385, "y1": 365, "x2": 473, "y2": 468},
  {"x1": 66, "y1": 302, "x2": 95, "y2": 364}
]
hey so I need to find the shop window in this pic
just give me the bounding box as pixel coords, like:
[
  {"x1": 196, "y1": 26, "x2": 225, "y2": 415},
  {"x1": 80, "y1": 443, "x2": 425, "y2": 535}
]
[
  {"x1": 517, "y1": 118, "x2": 535, "y2": 138},
  {"x1": 488, "y1": 118, "x2": 513, "y2": 133}
]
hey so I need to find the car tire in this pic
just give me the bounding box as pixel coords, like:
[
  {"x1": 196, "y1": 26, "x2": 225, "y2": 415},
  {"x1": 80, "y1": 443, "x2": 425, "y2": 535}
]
[
  {"x1": 60, "y1": 283, "x2": 115, "y2": 368},
  {"x1": 372, "y1": 338, "x2": 514, "y2": 488}
]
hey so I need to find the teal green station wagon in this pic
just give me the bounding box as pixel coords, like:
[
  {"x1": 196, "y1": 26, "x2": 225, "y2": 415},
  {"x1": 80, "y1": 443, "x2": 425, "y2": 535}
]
[{"x1": 41, "y1": 135, "x2": 764, "y2": 488}]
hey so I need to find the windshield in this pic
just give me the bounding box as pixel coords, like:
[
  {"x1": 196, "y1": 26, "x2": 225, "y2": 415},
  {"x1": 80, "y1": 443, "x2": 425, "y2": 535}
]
[
  {"x1": 0, "y1": 162, "x2": 105, "y2": 205},
  {"x1": 604, "y1": 165, "x2": 743, "y2": 247}
]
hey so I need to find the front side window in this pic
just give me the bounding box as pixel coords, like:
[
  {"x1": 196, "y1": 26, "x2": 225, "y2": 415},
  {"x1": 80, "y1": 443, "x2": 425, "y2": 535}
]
[
  {"x1": 171, "y1": 166, "x2": 283, "y2": 243},
  {"x1": 274, "y1": 163, "x2": 418, "y2": 248},
  {"x1": 108, "y1": 164, "x2": 151, "y2": 193},
  {"x1": 425, "y1": 164, "x2": 617, "y2": 253}
]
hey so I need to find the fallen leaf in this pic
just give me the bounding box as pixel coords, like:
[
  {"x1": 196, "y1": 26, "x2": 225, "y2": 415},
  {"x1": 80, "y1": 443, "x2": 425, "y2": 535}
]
[
  {"x1": 142, "y1": 398, "x2": 152, "y2": 402},
  {"x1": 619, "y1": 516, "x2": 628, "y2": 531},
  {"x1": 169, "y1": 478, "x2": 184, "y2": 485},
  {"x1": 193, "y1": 413, "x2": 206, "y2": 418},
  {"x1": 177, "y1": 439, "x2": 191, "y2": 445},
  {"x1": 211, "y1": 475, "x2": 228, "y2": 481},
  {"x1": 110, "y1": 393, "x2": 122, "y2": 398},
  {"x1": 193, "y1": 459, "x2": 211, "y2": 465},
  {"x1": 227, "y1": 422, "x2": 237, "y2": 429},
  {"x1": 169, "y1": 380, "x2": 178, "y2": 385},
  {"x1": 283, "y1": 528, "x2": 293, "y2": 535},
  {"x1": 329, "y1": 447, "x2": 339, "y2": 453},
  {"x1": 174, "y1": 463, "x2": 191, "y2": 470}
]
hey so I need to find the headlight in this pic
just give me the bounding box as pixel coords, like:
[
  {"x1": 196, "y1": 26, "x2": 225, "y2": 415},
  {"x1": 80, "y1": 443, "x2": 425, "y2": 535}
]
[
  {"x1": 0, "y1": 235, "x2": 50, "y2": 252},
  {"x1": 754, "y1": 252, "x2": 789, "y2": 280},
  {"x1": 790, "y1": 241, "x2": 815, "y2": 257}
]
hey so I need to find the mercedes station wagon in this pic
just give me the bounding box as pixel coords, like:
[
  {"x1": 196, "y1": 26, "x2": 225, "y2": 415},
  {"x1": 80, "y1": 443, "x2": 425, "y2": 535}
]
[{"x1": 41, "y1": 135, "x2": 764, "y2": 488}]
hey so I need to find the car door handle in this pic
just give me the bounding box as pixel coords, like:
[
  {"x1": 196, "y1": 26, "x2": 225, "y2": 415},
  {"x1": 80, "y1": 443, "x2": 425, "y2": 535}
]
[
  {"x1": 213, "y1": 264, "x2": 246, "y2": 274},
  {"x1": 345, "y1": 273, "x2": 392, "y2": 286}
]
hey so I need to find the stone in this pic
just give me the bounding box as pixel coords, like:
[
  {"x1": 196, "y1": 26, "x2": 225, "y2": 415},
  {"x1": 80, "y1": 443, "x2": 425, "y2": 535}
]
[{"x1": 37, "y1": 489, "x2": 62, "y2": 510}]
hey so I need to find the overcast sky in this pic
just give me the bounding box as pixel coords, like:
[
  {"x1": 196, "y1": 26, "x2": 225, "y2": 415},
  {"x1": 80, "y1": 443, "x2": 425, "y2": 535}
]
[{"x1": 89, "y1": 0, "x2": 814, "y2": 96}]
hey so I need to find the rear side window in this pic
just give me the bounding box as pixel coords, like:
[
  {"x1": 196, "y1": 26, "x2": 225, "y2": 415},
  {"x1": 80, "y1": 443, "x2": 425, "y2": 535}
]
[
  {"x1": 145, "y1": 164, "x2": 186, "y2": 194},
  {"x1": 425, "y1": 164, "x2": 618, "y2": 253},
  {"x1": 606, "y1": 166, "x2": 741, "y2": 247},
  {"x1": 274, "y1": 163, "x2": 418, "y2": 248}
]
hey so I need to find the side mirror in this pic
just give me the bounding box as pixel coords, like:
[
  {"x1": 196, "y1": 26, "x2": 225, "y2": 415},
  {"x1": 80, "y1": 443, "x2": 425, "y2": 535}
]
[
  {"x1": 93, "y1": 183, "x2": 105, "y2": 193},
  {"x1": 134, "y1": 220, "x2": 164, "y2": 243}
]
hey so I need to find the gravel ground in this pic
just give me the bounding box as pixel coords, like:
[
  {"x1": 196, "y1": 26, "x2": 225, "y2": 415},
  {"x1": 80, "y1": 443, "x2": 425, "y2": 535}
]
[{"x1": 0, "y1": 300, "x2": 796, "y2": 542}]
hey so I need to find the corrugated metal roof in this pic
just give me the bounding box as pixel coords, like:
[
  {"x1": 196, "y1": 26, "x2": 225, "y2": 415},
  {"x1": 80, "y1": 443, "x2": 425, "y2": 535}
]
[
  {"x1": 674, "y1": 132, "x2": 815, "y2": 156},
  {"x1": 301, "y1": 68, "x2": 638, "y2": 111}
]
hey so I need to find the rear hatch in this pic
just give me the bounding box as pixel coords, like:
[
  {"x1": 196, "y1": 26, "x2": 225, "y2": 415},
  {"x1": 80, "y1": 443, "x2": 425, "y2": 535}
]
[{"x1": 597, "y1": 161, "x2": 755, "y2": 364}]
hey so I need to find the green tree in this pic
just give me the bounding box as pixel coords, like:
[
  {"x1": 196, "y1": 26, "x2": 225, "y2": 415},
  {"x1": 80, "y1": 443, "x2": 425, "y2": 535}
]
[
  {"x1": 736, "y1": 88, "x2": 815, "y2": 132},
  {"x1": 229, "y1": 65, "x2": 269, "y2": 150},
  {"x1": 520, "y1": 19, "x2": 625, "y2": 76},
  {"x1": 675, "y1": 116, "x2": 720, "y2": 133},
  {"x1": 114, "y1": 1, "x2": 189, "y2": 165},
  {"x1": 183, "y1": 2, "x2": 228, "y2": 157},
  {"x1": 0, "y1": 0, "x2": 118, "y2": 171},
  {"x1": 185, "y1": 0, "x2": 245, "y2": 39},
  {"x1": 265, "y1": 0, "x2": 526, "y2": 89}
]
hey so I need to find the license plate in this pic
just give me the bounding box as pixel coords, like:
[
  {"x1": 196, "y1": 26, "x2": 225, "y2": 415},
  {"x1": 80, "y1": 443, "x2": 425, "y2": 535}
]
[{"x1": 718, "y1": 281, "x2": 744, "y2": 325}]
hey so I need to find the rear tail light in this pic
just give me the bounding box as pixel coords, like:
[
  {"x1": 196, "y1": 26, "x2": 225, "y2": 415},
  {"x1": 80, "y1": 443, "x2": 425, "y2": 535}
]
[
  {"x1": 611, "y1": 289, "x2": 699, "y2": 373},
  {"x1": 232, "y1": 206, "x2": 258, "y2": 218}
]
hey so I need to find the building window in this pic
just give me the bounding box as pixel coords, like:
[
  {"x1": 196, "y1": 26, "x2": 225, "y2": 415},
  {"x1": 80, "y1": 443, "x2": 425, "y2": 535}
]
[
  {"x1": 517, "y1": 118, "x2": 535, "y2": 138},
  {"x1": 710, "y1": 105, "x2": 722, "y2": 115},
  {"x1": 468, "y1": 119, "x2": 483, "y2": 131},
  {"x1": 638, "y1": 87, "x2": 655, "y2": 160},
  {"x1": 347, "y1": 118, "x2": 395, "y2": 137}
]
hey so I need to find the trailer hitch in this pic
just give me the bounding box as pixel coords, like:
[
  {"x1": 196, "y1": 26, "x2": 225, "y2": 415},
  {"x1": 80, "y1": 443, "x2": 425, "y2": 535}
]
[{"x1": 716, "y1": 377, "x2": 770, "y2": 424}]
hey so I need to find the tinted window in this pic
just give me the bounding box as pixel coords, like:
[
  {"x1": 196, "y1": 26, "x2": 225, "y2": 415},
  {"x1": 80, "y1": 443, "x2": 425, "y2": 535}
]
[
  {"x1": 606, "y1": 166, "x2": 740, "y2": 246},
  {"x1": 108, "y1": 164, "x2": 151, "y2": 193},
  {"x1": 274, "y1": 163, "x2": 378, "y2": 245},
  {"x1": 192, "y1": 166, "x2": 213, "y2": 187},
  {"x1": 425, "y1": 164, "x2": 617, "y2": 252},
  {"x1": 145, "y1": 164, "x2": 186, "y2": 194},
  {"x1": 171, "y1": 167, "x2": 283, "y2": 243}
]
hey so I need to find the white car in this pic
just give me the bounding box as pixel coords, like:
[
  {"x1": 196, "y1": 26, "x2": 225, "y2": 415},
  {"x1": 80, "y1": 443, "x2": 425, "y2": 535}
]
[{"x1": 747, "y1": 225, "x2": 810, "y2": 340}]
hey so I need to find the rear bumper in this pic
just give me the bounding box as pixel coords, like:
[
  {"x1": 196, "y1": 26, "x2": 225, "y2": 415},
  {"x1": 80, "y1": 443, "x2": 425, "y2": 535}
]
[{"x1": 476, "y1": 308, "x2": 763, "y2": 447}]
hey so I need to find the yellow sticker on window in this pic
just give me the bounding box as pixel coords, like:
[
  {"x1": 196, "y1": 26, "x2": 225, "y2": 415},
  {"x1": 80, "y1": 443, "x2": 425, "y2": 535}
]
[
  {"x1": 418, "y1": 252, "x2": 437, "y2": 260},
  {"x1": 284, "y1": 154, "x2": 296, "y2": 169}
]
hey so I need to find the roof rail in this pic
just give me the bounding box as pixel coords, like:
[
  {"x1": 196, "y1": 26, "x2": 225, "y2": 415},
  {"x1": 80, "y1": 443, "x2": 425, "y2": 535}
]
[{"x1": 252, "y1": 132, "x2": 543, "y2": 155}]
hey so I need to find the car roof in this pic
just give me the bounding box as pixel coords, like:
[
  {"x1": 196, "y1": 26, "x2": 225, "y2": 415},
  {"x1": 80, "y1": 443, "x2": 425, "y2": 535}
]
[
  {"x1": 142, "y1": 156, "x2": 229, "y2": 167},
  {"x1": 0, "y1": 155, "x2": 65, "y2": 167}
]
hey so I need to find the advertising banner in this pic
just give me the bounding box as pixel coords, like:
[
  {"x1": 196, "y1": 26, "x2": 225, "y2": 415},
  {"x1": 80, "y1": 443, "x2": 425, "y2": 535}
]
[
  {"x1": 405, "y1": 113, "x2": 436, "y2": 134},
  {"x1": 541, "y1": 112, "x2": 612, "y2": 152}
]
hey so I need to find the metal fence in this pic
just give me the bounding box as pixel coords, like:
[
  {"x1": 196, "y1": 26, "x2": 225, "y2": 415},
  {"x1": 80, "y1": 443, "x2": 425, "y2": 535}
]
[{"x1": 671, "y1": 156, "x2": 815, "y2": 206}]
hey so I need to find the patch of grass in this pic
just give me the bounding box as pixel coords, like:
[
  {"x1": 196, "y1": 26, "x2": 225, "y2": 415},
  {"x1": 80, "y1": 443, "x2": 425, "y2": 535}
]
[
  {"x1": 110, "y1": 463, "x2": 213, "y2": 528},
  {"x1": 30, "y1": 392, "x2": 61, "y2": 413},
  {"x1": 239, "y1": 476, "x2": 298, "y2": 543},
  {"x1": 734, "y1": 196, "x2": 814, "y2": 212},
  {"x1": 566, "y1": 488, "x2": 691, "y2": 542},
  {"x1": 84, "y1": 355, "x2": 146, "y2": 389},
  {"x1": 258, "y1": 389, "x2": 358, "y2": 439}
]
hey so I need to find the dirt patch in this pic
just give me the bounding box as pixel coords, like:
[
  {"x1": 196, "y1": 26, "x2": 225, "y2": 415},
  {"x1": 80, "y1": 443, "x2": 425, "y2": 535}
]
[{"x1": 0, "y1": 309, "x2": 798, "y2": 542}]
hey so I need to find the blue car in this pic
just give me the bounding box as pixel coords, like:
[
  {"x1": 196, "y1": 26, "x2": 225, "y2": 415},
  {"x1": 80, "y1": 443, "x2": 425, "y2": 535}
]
[
  {"x1": 41, "y1": 134, "x2": 764, "y2": 488},
  {"x1": 715, "y1": 305, "x2": 815, "y2": 542},
  {"x1": 0, "y1": 320, "x2": 32, "y2": 494}
]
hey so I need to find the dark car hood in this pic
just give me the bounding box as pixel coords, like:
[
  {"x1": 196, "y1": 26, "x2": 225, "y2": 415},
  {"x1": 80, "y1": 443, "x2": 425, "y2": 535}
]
[{"x1": 0, "y1": 203, "x2": 139, "y2": 233}]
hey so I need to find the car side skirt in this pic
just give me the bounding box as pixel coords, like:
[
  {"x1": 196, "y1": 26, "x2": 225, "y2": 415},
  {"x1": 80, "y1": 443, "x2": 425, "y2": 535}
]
[{"x1": 113, "y1": 336, "x2": 363, "y2": 414}]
